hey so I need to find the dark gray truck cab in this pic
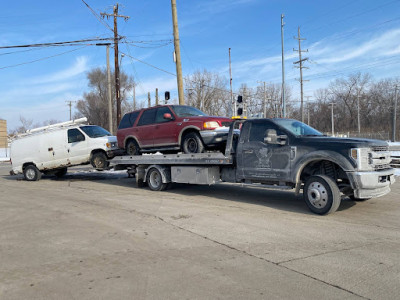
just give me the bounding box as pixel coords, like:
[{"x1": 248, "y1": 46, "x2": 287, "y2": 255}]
[{"x1": 111, "y1": 118, "x2": 395, "y2": 215}]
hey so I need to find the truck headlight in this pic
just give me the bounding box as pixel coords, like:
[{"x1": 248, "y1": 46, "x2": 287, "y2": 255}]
[{"x1": 350, "y1": 148, "x2": 371, "y2": 171}]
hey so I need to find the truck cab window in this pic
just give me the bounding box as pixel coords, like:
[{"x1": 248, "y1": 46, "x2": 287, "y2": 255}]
[{"x1": 68, "y1": 129, "x2": 85, "y2": 143}]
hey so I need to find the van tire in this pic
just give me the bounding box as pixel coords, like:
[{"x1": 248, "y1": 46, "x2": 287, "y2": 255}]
[
  {"x1": 24, "y1": 165, "x2": 42, "y2": 181},
  {"x1": 182, "y1": 132, "x2": 205, "y2": 154},
  {"x1": 126, "y1": 140, "x2": 140, "y2": 156},
  {"x1": 91, "y1": 152, "x2": 109, "y2": 170},
  {"x1": 55, "y1": 168, "x2": 68, "y2": 178}
]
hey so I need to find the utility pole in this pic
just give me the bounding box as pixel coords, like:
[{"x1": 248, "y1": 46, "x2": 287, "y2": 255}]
[
  {"x1": 229, "y1": 48, "x2": 234, "y2": 117},
  {"x1": 293, "y1": 26, "x2": 309, "y2": 123},
  {"x1": 281, "y1": 14, "x2": 286, "y2": 118},
  {"x1": 95, "y1": 43, "x2": 113, "y2": 133},
  {"x1": 258, "y1": 81, "x2": 268, "y2": 117},
  {"x1": 171, "y1": 0, "x2": 184, "y2": 105},
  {"x1": 392, "y1": 85, "x2": 398, "y2": 142},
  {"x1": 101, "y1": 4, "x2": 130, "y2": 127},
  {"x1": 66, "y1": 101, "x2": 76, "y2": 121},
  {"x1": 133, "y1": 83, "x2": 136, "y2": 110},
  {"x1": 357, "y1": 93, "x2": 361, "y2": 134},
  {"x1": 155, "y1": 88, "x2": 159, "y2": 106},
  {"x1": 148, "y1": 92, "x2": 151, "y2": 107},
  {"x1": 305, "y1": 96, "x2": 312, "y2": 125},
  {"x1": 329, "y1": 102, "x2": 335, "y2": 136}
]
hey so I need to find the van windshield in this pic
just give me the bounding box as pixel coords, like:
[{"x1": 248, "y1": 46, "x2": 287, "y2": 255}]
[{"x1": 80, "y1": 126, "x2": 111, "y2": 138}]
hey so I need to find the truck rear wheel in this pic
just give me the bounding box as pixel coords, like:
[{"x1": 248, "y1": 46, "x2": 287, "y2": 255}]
[
  {"x1": 147, "y1": 167, "x2": 168, "y2": 191},
  {"x1": 23, "y1": 165, "x2": 42, "y2": 181},
  {"x1": 303, "y1": 175, "x2": 341, "y2": 215}
]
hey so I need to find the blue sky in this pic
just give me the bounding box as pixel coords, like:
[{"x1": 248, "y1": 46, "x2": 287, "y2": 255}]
[{"x1": 1, "y1": 0, "x2": 400, "y2": 131}]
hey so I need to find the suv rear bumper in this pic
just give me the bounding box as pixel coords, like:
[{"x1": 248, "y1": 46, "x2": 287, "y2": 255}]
[{"x1": 347, "y1": 169, "x2": 395, "y2": 199}]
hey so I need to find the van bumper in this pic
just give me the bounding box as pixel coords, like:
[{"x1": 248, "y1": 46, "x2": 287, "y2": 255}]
[{"x1": 347, "y1": 169, "x2": 395, "y2": 199}]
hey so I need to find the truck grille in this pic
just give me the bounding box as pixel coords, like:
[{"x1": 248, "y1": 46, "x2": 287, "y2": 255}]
[
  {"x1": 375, "y1": 164, "x2": 391, "y2": 170},
  {"x1": 372, "y1": 146, "x2": 388, "y2": 152}
]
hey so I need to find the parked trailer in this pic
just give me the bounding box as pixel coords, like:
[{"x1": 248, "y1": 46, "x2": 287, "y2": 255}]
[{"x1": 110, "y1": 119, "x2": 395, "y2": 215}]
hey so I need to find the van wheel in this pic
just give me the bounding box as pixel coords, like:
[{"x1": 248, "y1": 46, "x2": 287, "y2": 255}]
[
  {"x1": 91, "y1": 152, "x2": 109, "y2": 170},
  {"x1": 126, "y1": 140, "x2": 140, "y2": 156},
  {"x1": 182, "y1": 132, "x2": 204, "y2": 154},
  {"x1": 24, "y1": 165, "x2": 42, "y2": 181},
  {"x1": 55, "y1": 168, "x2": 68, "y2": 178},
  {"x1": 147, "y1": 168, "x2": 167, "y2": 191},
  {"x1": 303, "y1": 175, "x2": 341, "y2": 215}
]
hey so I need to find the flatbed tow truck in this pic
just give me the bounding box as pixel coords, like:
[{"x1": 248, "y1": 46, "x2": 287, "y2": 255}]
[{"x1": 110, "y1": 118, "x2": 395, "y2": 215}]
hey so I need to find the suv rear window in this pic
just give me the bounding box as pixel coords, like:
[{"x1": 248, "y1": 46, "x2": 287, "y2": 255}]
[
  {"x1": 137, "y1": 108, "x2": 156, "y2": 126},
  {"x1": 119, "y1": 111, "x2": 140, "y2": 129}
]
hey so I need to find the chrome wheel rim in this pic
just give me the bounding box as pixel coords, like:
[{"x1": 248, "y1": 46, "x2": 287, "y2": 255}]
[
  {"x1": 26, "y1": 168, "x2": 36, "y2": 180},
  {"x1": 149, "y1": 171, "x2": 161, "y2": 189},
  {"x1": 307, "y1": 182, "x2": 328, "y2": 209}
]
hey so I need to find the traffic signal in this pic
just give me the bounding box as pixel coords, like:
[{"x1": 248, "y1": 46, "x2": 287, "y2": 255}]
[
  {"x1": 237, "y1": 107, "x2": 243, "y2": 115},
  {"x1": 237, "y1": 95, "x2": 243, "y2": 103},
  {"x1": 165, "y1": 91, "x2": 170, "y2": 101},
  {"x1": 237, "y1": 95, "x2": 243, "y2": 116}
]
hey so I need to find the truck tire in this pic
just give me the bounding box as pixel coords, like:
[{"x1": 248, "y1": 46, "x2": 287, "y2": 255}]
[
  {"x1": 23, "y1": 165, "x2": 42, "y2": 181},
  {"x1": 55, "y1": 168, "x2": 68, "y2": 178},
  {"x1": 126, "y1": 140, "x2": 140, "y2": 156},
  {"x1": 147, "y1": 167, "x2": 168, "y2": 191},
  {"x1": 91, "y1": 152, "x2": 109, "y2": 170},
  {"x1": 182, "y1": 132, "x2": 205, "y2": 154},
  {"x1": 303, "y1": 175, "x2": 341, "y2": 215}
]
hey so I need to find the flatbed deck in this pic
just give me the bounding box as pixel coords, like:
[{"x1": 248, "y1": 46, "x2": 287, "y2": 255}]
[{"x1": 110, "y1": 152, "x2": 234, "y2": 166}]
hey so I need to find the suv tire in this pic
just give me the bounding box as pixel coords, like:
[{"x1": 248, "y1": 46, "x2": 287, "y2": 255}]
[
  {"x1": 182, "y1": 132, "x2": 205, "y2": 154},
  {"x1": 126, "y1": 140, "x2": 140, "y2": 156}
]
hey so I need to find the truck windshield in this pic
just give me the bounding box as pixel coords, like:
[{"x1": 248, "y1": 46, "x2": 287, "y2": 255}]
[
  {"x1": 80, "y1": 126, "x2": 111, "y2": 138},
  {"x1": 274, "y1": 119, "x2": 323, "y2": 137},
  {"x1": 172, "y1": 105, "x2": 207, "y2": 117}
]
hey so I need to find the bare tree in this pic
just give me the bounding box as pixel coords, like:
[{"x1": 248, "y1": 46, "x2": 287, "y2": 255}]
[
  {"x1": 75, "y1": 68, "x2": 134, "y2": 131},
  {"x1": 184, "y1": 70, "x2": 229, "y2": 116}
]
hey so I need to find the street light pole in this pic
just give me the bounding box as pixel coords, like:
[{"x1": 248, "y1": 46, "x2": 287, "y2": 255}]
[
  {"x1": 392, "y1": 85, "x2": 398, "y2": 142},
  {"x1": 330, "y1": 102, "x2": 335, "y2": 136}
]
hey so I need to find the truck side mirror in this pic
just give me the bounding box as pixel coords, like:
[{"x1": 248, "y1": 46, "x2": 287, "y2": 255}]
[{"x1": 264, "y1": 129, "x2": 287, "y2": 145}]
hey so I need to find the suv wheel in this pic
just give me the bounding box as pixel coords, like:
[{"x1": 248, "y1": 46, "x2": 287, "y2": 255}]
[
  {"x1": 182, "y1": 132, "x2": 205, "y2": 154},
  {"x1": 126, "y1": 140, "x2": 140, "y2": 156}
]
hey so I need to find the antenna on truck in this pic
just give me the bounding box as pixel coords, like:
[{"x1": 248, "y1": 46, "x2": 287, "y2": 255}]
[{"x1": 26, "y1": 117, "x2": 88, "y2": 134}]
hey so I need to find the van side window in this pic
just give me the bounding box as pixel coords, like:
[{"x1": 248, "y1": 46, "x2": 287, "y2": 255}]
[
  {"x1": 68, "y1": 129, "x2": 85, "y2": 143},
  {"x1": 118, "y1": 111, "x2": 140, "y2": 129},
  {"x1": 137, "y1": 108, "x2": 156, "y2": 126}
]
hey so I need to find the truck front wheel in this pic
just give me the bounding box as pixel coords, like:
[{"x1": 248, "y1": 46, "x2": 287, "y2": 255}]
[
  {"x1": 23, "y1": 165, "x2": 42, "y2": 181},
  {"x1": 303, "y1": 175, "x2": 341, "y2": 215},
  {"x1": 147, "y1": 168, "x2": 168, "y2": 191}
]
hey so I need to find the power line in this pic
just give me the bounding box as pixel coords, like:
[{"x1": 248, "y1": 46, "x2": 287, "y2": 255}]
[
  {"x1": 81, "y1": 0, "x2": 114, "y2": 32},
  {"x1": 0, "y1": 37, "x2": 114, "y2": 49}
]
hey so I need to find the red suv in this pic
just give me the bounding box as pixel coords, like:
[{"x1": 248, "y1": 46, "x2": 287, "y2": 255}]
[{"x1": 117, "y1": 105, "x2": 233, "y2": 155}]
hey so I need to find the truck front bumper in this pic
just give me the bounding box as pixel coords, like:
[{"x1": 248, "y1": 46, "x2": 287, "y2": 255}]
[{"x1": 347, "y1": 169, "x2": 395, "y2": 199}]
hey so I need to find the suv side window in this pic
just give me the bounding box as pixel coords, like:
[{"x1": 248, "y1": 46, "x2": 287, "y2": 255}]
[
  {"x1": 137, "y1": 108, "x2": 156, "y2": 126},
  {"x1": 155, "y1": 107, "x2": 174, "y2": 123},
  {"x1": 118, "y1": 111, "x2": 140, "y2": 129},
  {"x1": 68, "y1": 128, "x2": 85, "y2": 143}
]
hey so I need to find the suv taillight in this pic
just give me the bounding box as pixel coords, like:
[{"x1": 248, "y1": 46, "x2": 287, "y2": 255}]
[{"x1": 203, "y1": 121, "x2": 220, "y2": 130}]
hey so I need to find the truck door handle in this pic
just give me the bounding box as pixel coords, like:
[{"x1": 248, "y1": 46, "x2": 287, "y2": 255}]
[{"x1": 244, "y1": 150, "x2": 253, "y2": 154}]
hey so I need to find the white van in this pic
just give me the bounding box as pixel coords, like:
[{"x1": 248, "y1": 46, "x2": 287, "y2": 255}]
[{"x1": 10, "y1": 118, "x2": 119, "y2": 181}]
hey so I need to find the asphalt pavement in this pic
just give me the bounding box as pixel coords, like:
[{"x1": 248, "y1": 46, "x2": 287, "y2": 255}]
[{"x1": 0, "y1": 162, "x2": 399, "y2": 299}]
